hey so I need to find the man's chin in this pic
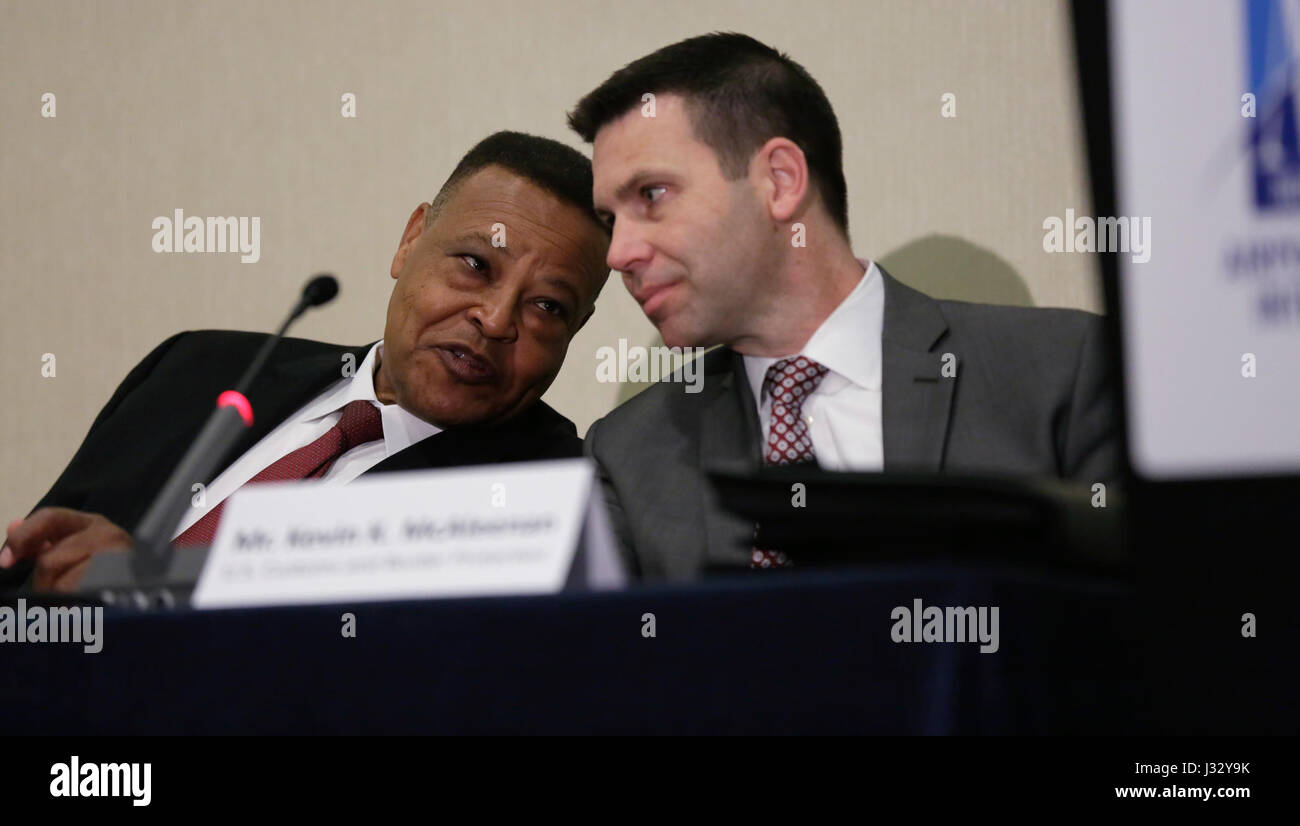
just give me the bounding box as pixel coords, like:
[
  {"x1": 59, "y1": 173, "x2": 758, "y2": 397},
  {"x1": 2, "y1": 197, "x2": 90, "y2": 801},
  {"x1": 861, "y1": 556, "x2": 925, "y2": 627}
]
[
  {"x1": 412, "y1": 404, "x2": 497, "y2": 429},
  {"x1": 657, "y1": 322, "x2": 712, "y2": 351},
  {"x1": 406, "y1": 391, "x2": 535, "y2": 430}
]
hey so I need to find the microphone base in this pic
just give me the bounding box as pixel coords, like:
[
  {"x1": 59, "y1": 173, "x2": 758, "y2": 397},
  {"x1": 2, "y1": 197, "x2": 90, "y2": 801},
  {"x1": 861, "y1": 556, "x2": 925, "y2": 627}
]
[{"x1": 78, "y1": 545, "x2": 210, "y2": 610}]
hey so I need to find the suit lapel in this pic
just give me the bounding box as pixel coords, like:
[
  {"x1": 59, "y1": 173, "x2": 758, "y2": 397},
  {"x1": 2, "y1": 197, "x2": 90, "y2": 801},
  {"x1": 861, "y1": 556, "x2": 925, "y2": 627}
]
[
  {"x1": 877, "y1": 266, "x2": 955, "y2": 472},
  {"x1": 700, "y1": 350, "x2": 764, "y2": 570}
]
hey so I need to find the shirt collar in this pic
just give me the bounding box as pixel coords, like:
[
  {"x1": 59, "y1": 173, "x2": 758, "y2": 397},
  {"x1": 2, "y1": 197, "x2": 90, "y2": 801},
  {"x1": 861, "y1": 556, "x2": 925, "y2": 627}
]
[
  {"x1": 744, "y1": 259, "x2": 885, "y2": 403},
  {"x1": 299, "y1": 341, "x2": 442, "y2": 455}
]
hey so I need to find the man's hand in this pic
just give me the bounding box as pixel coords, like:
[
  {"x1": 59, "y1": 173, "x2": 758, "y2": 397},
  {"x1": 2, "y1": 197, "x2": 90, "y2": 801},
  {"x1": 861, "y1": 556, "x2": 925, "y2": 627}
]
[{"x1": 0, "y1": 508, "x2": 132, "y2": 592}]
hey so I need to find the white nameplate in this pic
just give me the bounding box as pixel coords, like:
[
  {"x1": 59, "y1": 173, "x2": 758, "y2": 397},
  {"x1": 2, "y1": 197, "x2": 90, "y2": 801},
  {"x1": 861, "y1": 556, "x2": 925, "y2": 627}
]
[{"x1": 191, "y1": 458, "x2": 624, "y2": 608}]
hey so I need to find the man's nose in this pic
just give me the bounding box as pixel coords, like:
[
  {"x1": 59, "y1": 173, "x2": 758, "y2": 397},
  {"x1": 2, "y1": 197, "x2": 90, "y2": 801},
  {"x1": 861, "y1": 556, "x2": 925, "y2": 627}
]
[
  {"x1": 606, "y1": 220, "x2": 654, "y2": 276},
  {"x1": 468, "y1": 288, "x2": 518, "y2": 341}
]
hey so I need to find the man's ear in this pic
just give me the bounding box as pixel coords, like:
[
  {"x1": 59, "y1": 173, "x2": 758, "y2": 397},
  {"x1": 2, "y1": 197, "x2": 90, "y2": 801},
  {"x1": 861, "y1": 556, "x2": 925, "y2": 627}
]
[
  {"x1": 755, "y1": 138, "x2": 810, "y2": 225},
  {"x1": 391, "y1": 203, "x2": 431, "y2": 278}
]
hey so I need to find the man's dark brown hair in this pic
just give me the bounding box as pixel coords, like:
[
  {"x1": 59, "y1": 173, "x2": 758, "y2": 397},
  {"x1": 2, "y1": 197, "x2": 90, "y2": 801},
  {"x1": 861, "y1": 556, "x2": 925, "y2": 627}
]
[{"x1": 568, "y1": 32, "x2": 849, "y2": 237}]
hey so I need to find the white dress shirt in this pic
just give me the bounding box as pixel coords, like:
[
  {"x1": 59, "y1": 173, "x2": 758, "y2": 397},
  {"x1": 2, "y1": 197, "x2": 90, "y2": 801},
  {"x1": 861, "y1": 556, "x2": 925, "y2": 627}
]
[
  {"x1": 742, "y1": 259, "x2": 885, "y2": 471},
  {"x1": 172, "y1": 341, "x2": 442, "y2": 538}
]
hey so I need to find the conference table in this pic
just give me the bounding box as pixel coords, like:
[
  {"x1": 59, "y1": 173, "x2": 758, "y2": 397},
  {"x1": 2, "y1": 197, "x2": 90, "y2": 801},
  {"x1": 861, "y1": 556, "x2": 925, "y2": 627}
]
[{"x1": 5, "y1": 561, "x2": 1154, "y2": 734}]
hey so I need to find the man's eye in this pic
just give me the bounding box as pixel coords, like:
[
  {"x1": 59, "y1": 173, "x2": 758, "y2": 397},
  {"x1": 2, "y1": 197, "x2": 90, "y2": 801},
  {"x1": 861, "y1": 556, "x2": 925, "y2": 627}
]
[
  {"x1": 535, "y1": 298, "x2": 568, "y2": 318},
  {"x1": 642, "y1": 186, "x2": 666, "y2": 204},
  {"x1": 459, "y1": 254, "x2": 486, "y2": 272}
]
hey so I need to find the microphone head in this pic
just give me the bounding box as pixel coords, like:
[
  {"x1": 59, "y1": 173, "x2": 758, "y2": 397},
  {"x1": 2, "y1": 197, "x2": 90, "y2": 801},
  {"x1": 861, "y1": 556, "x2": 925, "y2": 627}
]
[{"x1": 302, "y1": 274, "x2": 339, "y2": 308}]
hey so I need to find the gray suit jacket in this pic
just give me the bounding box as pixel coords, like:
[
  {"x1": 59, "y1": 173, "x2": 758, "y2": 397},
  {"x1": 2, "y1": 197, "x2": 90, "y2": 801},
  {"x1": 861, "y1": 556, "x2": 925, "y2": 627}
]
[{"x1": 584, "y1": 267, "x2": 1120, "y2": 580}]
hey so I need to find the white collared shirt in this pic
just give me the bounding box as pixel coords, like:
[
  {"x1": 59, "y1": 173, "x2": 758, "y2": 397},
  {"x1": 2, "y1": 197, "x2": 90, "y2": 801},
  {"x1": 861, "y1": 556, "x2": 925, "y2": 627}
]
[
  {"x1": 172, "y1": 341, "x2": 442, "y2": 538},
  {"x1": 742, "y1": 259, "x2": 885, "y2": 471}
]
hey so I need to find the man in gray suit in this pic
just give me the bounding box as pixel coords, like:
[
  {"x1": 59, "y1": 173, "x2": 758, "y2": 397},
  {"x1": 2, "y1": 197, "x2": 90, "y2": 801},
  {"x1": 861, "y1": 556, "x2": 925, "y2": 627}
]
[{"x1": 567, "y1": 33, "x2": 1119, "y2": 580}]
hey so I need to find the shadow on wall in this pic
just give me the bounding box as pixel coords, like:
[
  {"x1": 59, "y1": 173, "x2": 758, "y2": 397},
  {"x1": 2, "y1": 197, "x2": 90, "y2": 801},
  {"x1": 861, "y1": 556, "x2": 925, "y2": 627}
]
[
  {"x1": 612, "y1": 233, "x2": 1033, "y2": 405},
  {"x1": 878, "y1": 234, "x2": 1034, "y2": 308}
]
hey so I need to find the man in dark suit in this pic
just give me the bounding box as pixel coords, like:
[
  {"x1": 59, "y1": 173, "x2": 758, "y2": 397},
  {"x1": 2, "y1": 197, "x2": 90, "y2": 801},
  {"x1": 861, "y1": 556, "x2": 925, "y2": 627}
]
[
  {"x1": 1, "y1": 131, "x2": 611, "y2": 591},
  {"x1": 567, "y1": 33, "x2": 1119, "y2": 580}
]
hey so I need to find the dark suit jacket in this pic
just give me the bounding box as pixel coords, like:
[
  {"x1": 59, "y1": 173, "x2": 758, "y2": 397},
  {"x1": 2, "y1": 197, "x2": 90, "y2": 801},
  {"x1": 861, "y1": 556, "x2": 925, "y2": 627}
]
[
  {"x1": 584, "y1": 267, "x2": 1121, "y2": 581},
  {"x1": 3, "y1": 330, "x2": 581, "y2": 588}
]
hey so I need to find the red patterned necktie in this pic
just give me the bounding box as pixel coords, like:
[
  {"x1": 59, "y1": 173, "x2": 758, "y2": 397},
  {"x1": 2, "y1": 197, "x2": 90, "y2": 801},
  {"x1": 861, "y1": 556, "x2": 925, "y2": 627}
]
[
  {"x1": 752, "y1": 355, "x2": 829, "y2": 569},
  {"x1": 174, "y1": 399, "x2": 384, "y2": 547}
]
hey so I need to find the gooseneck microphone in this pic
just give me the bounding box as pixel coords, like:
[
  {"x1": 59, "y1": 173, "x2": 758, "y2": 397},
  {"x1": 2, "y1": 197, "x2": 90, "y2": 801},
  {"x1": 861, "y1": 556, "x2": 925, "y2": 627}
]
[{"x1": 129, "y1": 275, "x2": 340, "y2": 580}]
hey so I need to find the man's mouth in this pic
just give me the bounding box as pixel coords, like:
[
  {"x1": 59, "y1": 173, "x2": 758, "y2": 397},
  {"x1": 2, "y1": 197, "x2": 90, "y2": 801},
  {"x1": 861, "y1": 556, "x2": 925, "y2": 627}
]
[
  {"x1": 634, "y1": 280, "x2": 681, "y2": 321},
  {"x1": 430, "y1": 343, "x2": 498, "y2": 384}
]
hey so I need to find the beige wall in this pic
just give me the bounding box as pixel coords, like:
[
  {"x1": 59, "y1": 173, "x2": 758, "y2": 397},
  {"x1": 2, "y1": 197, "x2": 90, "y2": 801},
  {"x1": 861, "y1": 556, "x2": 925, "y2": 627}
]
[{"x1": 0, "y1": 0, "x2": 1098, "y2": 523}]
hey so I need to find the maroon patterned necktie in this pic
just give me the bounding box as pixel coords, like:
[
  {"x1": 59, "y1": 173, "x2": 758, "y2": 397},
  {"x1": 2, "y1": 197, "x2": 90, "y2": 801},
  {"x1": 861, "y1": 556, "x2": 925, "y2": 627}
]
[
  {"x1": 174, "y1": 400, "x2": 384, "y2": 547},
  {"x1": 752, "y1": 356, "x2": 829, "y2": 569}
]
